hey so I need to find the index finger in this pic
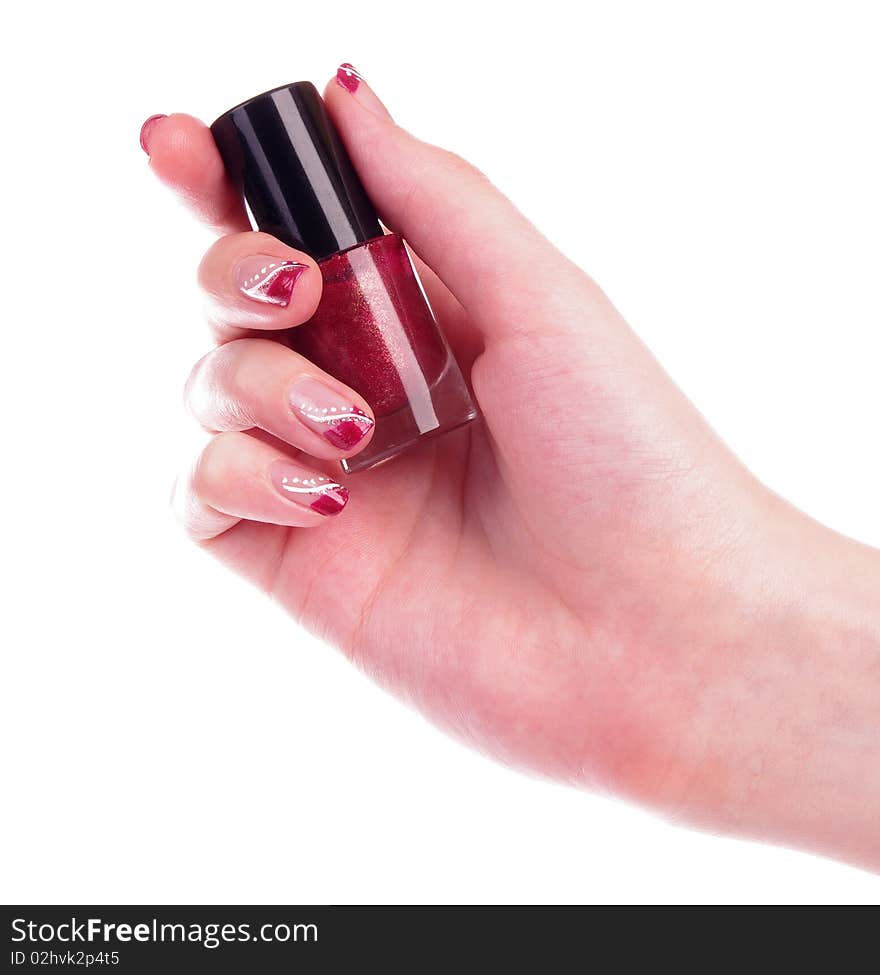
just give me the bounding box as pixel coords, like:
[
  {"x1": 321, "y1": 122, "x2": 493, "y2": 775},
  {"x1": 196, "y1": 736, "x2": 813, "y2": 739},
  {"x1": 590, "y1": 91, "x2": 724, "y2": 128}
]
[{"x1": 140, "y1": 113, "x2": 250, "y2": 236}]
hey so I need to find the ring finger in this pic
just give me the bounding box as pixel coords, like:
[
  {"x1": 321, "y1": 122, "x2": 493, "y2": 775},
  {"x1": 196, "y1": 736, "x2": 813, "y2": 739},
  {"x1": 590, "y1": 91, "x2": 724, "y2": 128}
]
[{"x1": 174, "y1": 431, "x2": 351, "y2": 541}]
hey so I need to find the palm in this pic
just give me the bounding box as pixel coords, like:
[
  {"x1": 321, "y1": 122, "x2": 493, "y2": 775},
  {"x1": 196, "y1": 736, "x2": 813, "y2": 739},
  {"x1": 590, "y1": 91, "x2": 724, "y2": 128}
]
[{"x1": 204, "y1": 275, "x2": 747, "y2": 789}]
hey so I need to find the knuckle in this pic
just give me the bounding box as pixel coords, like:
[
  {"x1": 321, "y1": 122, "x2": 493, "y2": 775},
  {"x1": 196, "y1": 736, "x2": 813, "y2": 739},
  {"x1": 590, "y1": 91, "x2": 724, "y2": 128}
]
[
  {"x1": 437, "y1": 147, "x2": 487, "y2": 185},
  {"x1": 184, "y1": 341, "x2": 255, "y2": 431},
  {"x1": 183, "y1": 350, "x2": 212, "y2": 414},
  {"x1": 171, "y1": 460, "x2": 207, "y2": 536},
  {"x1": 170, "y1": 469, "x2": 199, "y2": 533},
  {"x1": 172, "y1": 470, "x2": 228, "y2": 543},
  {"x1": 196, "y1": 237, "x2": 228, "y2": 293},
  {"x1": 190, "y1": 432, "x2": 234, "y2": 498}
]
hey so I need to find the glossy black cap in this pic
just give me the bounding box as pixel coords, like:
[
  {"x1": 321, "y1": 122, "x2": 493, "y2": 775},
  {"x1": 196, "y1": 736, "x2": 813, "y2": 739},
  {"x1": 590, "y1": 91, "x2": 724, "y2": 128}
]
[{"x1": 211, "y1": 82, "x2": 382, "y2": 261}]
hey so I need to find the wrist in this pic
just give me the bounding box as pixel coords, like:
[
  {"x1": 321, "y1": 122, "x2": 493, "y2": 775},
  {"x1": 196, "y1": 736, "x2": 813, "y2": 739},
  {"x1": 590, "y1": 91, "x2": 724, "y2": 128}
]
[{"x1": 677, "y1": 499, "x2": 880, "y2": 869}]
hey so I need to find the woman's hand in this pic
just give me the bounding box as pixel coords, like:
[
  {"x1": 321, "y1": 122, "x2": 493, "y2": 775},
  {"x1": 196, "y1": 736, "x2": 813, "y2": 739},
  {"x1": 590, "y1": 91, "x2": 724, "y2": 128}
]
[{"x1": 142, "y1": 67, "x2": 880, "y2": 871}]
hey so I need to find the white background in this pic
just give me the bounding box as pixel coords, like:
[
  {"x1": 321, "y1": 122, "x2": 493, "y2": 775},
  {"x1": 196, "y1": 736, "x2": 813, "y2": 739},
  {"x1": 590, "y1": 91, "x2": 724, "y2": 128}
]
[{"x1": 1, "y1": 0, "x2": 878, "y2": 904}]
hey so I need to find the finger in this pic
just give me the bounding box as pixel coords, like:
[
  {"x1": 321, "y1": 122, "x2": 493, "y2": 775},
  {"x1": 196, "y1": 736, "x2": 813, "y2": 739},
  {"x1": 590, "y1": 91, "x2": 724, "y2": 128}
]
[
  {"x1": 173, "y1": 431, "x2": 350, "y2": 541},
  {"x1": 186, "y1": 338, "x2": 375, "y2": 460},
  {"x1": 140, "y1": 113, "x2": 251, "y2": 236},
  {"x1": 199, "y1": 232, "x2": 322, "y2": 343},
  {"x1": 323, "y1": 66, "x2": 575, "y2": 337}
]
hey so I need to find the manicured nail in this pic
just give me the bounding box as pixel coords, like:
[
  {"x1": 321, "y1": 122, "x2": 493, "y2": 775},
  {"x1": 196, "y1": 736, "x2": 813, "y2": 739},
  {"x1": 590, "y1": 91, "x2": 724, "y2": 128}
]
[
  {"x1": 270, "y1": 462, "x2": 350, "y2": 517},
  {"x1": 289, "y1": 377, "x2": 374, "y2": 450},
  {"x1": 236, "y1": 256, "x2": 308, "y2": 307},
  {"x1": 139, "y1": 114, "x2": 167, "y2": 155},
  {"x1": 336, "y1": 63, "x2": 364, "y2": 93},
  {"x1": 335, "y1": 63, "x2": 392, "y2": 119}
]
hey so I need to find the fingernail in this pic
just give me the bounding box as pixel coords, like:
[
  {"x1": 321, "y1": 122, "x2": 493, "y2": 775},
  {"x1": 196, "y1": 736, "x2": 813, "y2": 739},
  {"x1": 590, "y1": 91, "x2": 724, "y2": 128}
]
[
  {"x1": 335, "y1": 63, "x2": 392, "y2": 119},
  {"x1": 235, "y1": 256, "x2": 308, "y2": 307},
  {"x1": 139, "y1": 114, "x2": 167, "y2": 155},
  {"x1": 270, "y1": 462, "x2": 350, "y2": 517},
  {"x1": 336, "y1": 62, "x2": 365, "y2": 93},
  {"x1": 289, "y1": 377, "x2": 374, "y2": 450}
]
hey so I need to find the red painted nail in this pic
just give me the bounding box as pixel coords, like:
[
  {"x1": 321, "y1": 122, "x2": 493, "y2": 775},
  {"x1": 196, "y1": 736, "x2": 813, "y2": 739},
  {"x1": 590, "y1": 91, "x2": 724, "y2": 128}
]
[
  {"x1": 236, "y1": 256, "x2": 308, "y2": 307},
  {"x1": 289, "y1": 377, "x2": 374, "y2": 450},
  {"x1": 310, "y1": 486, "x2": 350, "y2": 516},
  {"x1": 336, "y1": 63, "x2": 364, "y2": 94},
  {"x1": 139, "y1": 114, "x2": 167, "y2": 155},
  {"x1": 271, "y1": 462, "x2": 350, "y2": 517}
]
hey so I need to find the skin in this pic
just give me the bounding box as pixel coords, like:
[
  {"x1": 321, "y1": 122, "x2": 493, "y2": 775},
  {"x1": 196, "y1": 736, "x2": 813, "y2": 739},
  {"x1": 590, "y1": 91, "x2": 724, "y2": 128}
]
[{"x1": 143, "y1": 71, "x2": 880, "y2": 873}]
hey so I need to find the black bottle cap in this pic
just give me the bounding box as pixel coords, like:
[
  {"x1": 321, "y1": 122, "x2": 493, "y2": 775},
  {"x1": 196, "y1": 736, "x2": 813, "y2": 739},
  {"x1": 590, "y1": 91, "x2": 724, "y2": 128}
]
[{"x1": 211, "y1": 82, "x2": 382, "y2": 261}]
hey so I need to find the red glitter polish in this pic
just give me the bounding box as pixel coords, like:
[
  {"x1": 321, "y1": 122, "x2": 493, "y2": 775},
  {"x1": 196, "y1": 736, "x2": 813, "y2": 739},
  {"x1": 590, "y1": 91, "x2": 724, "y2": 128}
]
[
  {"x1": 292, "y1": 235, "x2": 447, "y2": 415},
  {"x1": 212, "y1": 83, "x2": 477, "y2": 472}
]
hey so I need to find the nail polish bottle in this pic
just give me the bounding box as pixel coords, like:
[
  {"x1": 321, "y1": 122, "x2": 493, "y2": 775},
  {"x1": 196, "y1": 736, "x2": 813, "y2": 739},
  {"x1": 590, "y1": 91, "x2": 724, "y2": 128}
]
[{"x1": 211, "y1": 82, "x2": 478, "y2": 473}]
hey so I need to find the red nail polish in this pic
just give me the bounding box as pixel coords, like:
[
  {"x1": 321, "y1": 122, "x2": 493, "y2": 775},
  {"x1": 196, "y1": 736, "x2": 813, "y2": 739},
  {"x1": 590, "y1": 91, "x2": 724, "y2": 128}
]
[
  {"x1": 336, "y1": 63, "x2": 363, "y2": 93},
  {"x1": 271, "y1": 462, "x2": 350, "y2": 516},
  {"x1": 212, "y1": 84, "x2": 477, "y2": 472},
  {"x1": 235, "y1": 256, "x2": 308, "y2": 306},
  {"x1": 323, "y1": 414, "x2": 372, "y2": 449},
  {"x1": 289, "y1": 377, "x2": 375, "y2": 450},
  {"x1": 309, "y1": 486, "x2": 349, "y2": 516},
  {"x1": 139, "y1": 114, "x2": 167, "y2": 155}
]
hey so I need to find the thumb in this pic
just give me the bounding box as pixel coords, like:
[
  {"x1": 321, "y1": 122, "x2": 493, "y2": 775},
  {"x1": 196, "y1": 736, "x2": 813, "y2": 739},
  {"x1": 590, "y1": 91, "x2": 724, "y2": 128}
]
[{"x1": 323, "y1": 65, "x2": 568, "y2": 338}]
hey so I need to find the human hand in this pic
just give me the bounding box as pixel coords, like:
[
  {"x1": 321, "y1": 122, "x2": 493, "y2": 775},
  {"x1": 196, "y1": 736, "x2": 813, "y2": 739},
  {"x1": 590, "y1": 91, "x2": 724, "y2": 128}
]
[{"x1": 142, "y1": 66, "x2": 880, "y2": 871}]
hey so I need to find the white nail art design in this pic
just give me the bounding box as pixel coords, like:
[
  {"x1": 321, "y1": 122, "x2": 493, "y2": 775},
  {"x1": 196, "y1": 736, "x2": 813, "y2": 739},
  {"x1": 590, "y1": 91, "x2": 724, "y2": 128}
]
[
  {"x1": 238, "y1": 260, "x2": 306, "y2": 306},
  {"x1": 278, "y1": 474, "x2": 343, "y2": 496},
  {"x1": 297, "y1": 403, "x2": 370, "y2": 425},
  {"x1": 339, "y1": 64, "x2": 365, "y2": 83}
]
